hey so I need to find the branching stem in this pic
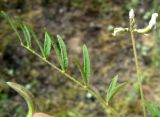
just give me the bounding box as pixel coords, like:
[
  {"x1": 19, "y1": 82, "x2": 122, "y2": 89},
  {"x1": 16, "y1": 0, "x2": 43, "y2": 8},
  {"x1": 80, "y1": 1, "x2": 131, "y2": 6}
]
[{"x1": 22, "y1": 45, "x2": 121, "y2": 117}]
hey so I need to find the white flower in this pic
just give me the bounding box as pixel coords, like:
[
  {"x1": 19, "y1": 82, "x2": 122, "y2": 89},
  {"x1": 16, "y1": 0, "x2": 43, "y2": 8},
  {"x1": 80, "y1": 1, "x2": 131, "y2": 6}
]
[
  {"x1": 112, "y1": 27, "x2": 128, "y2": 36},
  {"x1": 129, "y1": 9, "x2": 135, "y2": 19},
  {"x1": 148, "y1": 13, "x2": 158, "y2": 29}
]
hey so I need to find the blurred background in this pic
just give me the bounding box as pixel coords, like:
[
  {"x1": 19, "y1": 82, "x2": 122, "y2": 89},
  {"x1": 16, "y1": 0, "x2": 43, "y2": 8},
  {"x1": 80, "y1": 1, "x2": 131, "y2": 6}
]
[{"x1": 0, "y1": 0, "x2": 160, "y2": 117}]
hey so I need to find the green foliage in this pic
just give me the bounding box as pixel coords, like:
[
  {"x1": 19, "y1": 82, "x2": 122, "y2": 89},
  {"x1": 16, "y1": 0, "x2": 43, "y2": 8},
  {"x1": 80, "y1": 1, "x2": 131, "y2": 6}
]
[
  {"x1": 83, "y1": 45, "x2": 91, "y2": 85},
  {"x1": 57, "y1": 35, "x2": 69, "y2": 71},
  {"x1": 44, "y1": 32, "x2": 51, "y2": 58},
  {"x1": 145, "y1": 100, "x2": 160, "y2": 117},
  {"x1": 49, "y1": 33, "x2": 64, "y2": 69},
  {"x1": 1, "y1": 11, "x2": 23, "y2": 45},
  {"x1": 21, "y1": 23, "x2": 31, "y2": 48},
  {"x1": 106, "y1": 76, "x2": 125, "y2": 103},
  {"x1": 74, "y1": 46, "x2": 91, "y2": 85},
  {"x1": 7, "y1": 82, "x2": 35, "y2": 117},
  {"x1": 74, "y1": 58, "x2": 85, "y2": 83},
  {"x1": 0, "y1": 2, "x2": 159, "y2": 116},
  {"x1": 1, "y1": 11, "x2": 127, "y2": 117},
  {"x1": 1, "y1": 11, "x2": 70, "y2": 71},
  {"x1": 30, "y1": 29, "x2": 45, "y2": 57}
]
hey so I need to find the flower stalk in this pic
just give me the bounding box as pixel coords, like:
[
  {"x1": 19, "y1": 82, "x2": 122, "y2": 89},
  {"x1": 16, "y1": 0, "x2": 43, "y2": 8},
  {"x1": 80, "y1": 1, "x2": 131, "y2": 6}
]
[
  {"x1": 129, "y1": 9, "x2": 146, "y2": 117},
  {"x1": 113, "y1": 9, "x2": 158, "y2": 117}
]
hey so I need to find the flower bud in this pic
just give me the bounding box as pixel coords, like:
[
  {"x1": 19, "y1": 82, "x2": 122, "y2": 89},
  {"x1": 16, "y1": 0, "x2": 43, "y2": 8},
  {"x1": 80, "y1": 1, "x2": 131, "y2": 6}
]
[
  {"x1": 129, "y1": 9, "x2": 135, "y2": 19},
  {"x1": 148, "y1": 13, "x2": 158, "y2": 29},
  {"x1": 112, "y1": 27, "x2": 129, "y2": 36}
]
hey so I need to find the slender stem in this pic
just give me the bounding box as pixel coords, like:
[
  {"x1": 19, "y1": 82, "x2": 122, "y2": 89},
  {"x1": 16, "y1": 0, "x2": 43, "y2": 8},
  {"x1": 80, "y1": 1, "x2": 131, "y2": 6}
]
[
  {"x1": 129, "y1": 19, "x2": 146, "y2": 117},
  {"x1": 22, "y1": 45, "x2": 121, "y2": 117}
]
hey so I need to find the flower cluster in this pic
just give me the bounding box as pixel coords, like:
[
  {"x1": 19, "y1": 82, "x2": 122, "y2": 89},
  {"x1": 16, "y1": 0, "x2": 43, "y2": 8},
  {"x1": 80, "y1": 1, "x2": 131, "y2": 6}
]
[{"x1": 113, "y1": 9, "x2": 158, "y2": 36}]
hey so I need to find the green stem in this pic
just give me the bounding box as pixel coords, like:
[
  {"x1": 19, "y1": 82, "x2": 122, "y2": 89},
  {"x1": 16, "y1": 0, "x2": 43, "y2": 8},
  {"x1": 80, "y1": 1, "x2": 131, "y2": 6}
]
[
  {"x1": 7, "y1": 82, "x2": 35, "y2": 117},
  {"x1": 129, "y1": 19, "x2": 147, "y2": 117},
  {"x1": 22, "y1": 45, "x2": 121, "y2": 117}
]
